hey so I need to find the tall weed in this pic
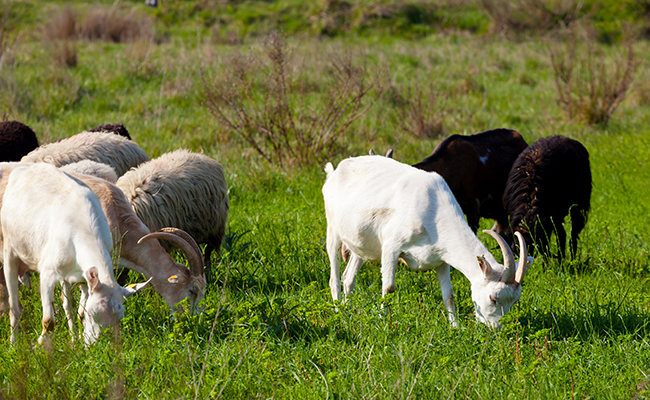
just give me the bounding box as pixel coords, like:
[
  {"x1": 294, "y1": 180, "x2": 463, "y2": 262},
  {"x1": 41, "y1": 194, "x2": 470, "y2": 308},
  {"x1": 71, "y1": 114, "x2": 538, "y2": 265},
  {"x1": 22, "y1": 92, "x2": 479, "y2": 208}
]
[
  {"x1": 549, "y1": 33, "x2": 639, "y2": 125},
  {"x1": 202, "y1": 31, "x2": 384, "y2": 169}
]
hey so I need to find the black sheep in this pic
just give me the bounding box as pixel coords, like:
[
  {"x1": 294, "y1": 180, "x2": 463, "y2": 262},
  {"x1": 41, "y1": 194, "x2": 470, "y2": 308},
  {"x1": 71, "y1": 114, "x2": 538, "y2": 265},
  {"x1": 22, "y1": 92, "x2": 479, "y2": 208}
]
[
  {"x1": 412, "y1": 128, "x2": 529, "y2": 232},
  {"x1": 0, "y1": 121, "x2": 39, "y2": 162},
  {"x1": 499, "y1": 135, "x2": 592, "y2": 259},
  {"x1": 87, "y1": 122, "x2": 132, "y2": 140}
]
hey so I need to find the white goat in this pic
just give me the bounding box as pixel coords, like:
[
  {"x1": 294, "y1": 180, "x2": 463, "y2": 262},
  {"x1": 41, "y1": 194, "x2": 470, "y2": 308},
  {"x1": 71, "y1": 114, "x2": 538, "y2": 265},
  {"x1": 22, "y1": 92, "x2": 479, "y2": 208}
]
[
  {"x1": 21, "y1": 131, "x2": 149, "y2": 177},
  {"x1": 0, "y1": 163, "x2": 206, "y2": 314},
  {"x1": 117, "y1": 149, "x2": 229, "y2": 272},
  {"x1": 1, "y1": 163, "x2": 149, "y2": 347},
  {"x1": 322, "y1": 156, "x2": 530, "y2": 328}
]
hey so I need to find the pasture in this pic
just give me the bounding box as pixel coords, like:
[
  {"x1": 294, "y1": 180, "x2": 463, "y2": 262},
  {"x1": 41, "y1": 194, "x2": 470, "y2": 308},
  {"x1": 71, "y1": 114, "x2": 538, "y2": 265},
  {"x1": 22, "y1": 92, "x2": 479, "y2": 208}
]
[{"x1": 1, "y1": 1, "x2": 650, "y2": 398}]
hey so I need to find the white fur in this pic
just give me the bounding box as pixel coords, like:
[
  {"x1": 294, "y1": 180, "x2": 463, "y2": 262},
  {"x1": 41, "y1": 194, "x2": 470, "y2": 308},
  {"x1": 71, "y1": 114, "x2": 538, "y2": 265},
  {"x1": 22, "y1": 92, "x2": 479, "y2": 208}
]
[
  {"x1": 1, "y1": 163, "x2": 148, "y2": 347},
  {"x1": 21, "y1": 131, "x2": 149, "y2": 177},
  {"x1": 322, "y1": 156, "x2": 529, "y2": 328},
  {"x1": 59, "y1": 160, "x2": 118, "y2": 183}
]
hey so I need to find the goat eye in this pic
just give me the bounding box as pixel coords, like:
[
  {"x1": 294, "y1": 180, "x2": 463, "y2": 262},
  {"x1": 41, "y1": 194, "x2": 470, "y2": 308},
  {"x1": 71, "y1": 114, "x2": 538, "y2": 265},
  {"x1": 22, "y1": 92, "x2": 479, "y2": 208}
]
[{"x1": 489, "y1": 295, "x2": 497, "y2": 303}]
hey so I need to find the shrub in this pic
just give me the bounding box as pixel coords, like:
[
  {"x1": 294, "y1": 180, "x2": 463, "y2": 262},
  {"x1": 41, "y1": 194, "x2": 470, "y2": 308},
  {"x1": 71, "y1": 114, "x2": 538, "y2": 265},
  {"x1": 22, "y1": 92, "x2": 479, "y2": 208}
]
[
  {"x1": 391, "y1": 83, "x2": 445, "y2": 139},
  {"x1": 549, "y1": 33, "x2": 639, "y2": 125},
  {"x1": 42, "y1": 6, "x2": 76, "y2": 41},
  {"x1": 79, "y1": 6, "x2": 154, "y2": 43},
  {"x1": 202, "y1": 31, "x2": 383, "y2": 169},
  {"x1": 481, "y1": 0, "x2": 583, "y2": 34}
]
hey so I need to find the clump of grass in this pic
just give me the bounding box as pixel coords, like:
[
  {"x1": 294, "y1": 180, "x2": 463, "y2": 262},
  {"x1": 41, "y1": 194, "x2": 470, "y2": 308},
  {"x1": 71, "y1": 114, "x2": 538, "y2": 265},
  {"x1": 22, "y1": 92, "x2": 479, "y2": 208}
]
[
  {"x1": 80, "y1": 6, "x2": 154, "y2": 43},
  {"x1": 549, "y1": 32, "x2": 639, "y2": 125},
  {"x1": 481, "y1": 0, "x2": 583, "y2": 34},
  {"x1": 202, "y1": 31, "x2": 383, "y2": 169}
]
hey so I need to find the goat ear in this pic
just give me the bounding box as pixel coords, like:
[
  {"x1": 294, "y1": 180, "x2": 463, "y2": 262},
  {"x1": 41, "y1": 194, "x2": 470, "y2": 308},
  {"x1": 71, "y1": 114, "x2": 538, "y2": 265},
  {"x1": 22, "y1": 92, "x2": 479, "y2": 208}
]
[
  {"x1": 122, "y1": 278, "x2": 153, "y2": 298},
  {"x1": 477, "y1": 255, "x2": 493, "y2": 276},
  {"x1": 84, "y1": 267, "x2": 101, "y2": 293}
]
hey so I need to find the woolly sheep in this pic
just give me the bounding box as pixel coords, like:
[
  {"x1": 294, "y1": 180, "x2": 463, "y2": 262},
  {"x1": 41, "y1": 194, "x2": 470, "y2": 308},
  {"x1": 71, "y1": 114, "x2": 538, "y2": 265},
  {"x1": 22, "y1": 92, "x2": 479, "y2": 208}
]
[
  {"x1": 21, "y1": 131, "x2": 148, "y2": 176},
  {"x1": 499, "y1": 135, "x2": 592, "y2": 259},
  {"x1": 0, "y1": 121, "x2": 39, "y2": 162},
  {"x1": 117, "y1": 149, "x2": 229, "y2": 273},
  {"x1": 59, "y1": 160, "x2": 119, "y2": 183}
]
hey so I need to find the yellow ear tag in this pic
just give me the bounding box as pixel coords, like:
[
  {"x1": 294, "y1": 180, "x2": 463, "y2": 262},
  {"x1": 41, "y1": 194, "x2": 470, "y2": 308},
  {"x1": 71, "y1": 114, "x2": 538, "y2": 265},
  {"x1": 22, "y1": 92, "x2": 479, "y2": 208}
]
[
  {"x1": 169, "y1": 275, "x2": 178, "y2": 280},
  {"x1": 128, "y1": 283, "x2": 138, "y2": 289}
]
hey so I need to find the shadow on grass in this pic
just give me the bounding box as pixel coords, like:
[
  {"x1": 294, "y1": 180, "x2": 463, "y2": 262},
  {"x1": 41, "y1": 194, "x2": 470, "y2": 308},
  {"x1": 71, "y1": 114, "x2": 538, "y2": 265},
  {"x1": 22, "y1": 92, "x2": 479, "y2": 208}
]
[{"x1": 513, "y1": 302, "x2": 650, "y2": 342}]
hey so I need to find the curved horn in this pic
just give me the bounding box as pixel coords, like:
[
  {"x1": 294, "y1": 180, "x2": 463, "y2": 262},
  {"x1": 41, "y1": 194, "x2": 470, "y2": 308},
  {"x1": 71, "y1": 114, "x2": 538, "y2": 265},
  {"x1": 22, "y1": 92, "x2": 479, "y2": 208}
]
[
  {"x1": 482, "y1": 229, "x2": 516, "y2": 283},
  {"x1": 514, "y1": 231, "x2": 528, "y2": 285},
  {"x1": 138, "y1": 229, "x2": 204, "y2": 277}
]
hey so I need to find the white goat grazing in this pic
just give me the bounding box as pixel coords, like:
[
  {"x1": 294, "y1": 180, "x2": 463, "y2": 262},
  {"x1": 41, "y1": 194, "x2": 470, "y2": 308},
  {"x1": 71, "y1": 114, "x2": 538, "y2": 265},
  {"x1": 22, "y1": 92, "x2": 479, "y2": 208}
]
[
  {"x1": 322, "y1": 156, "x2": 530, "y2": 328},
  {"x1": 0, "y1": 163, "x2": 206, "y2": 314},
  {"x1": 1, "y1": 163, "x2": 149, "y2": 347},
  {"x1": 21, "y1": 131, "x2": 149, "y2": 177},
  {"x1": 117, "y1": 149, "x2": 229, "y2": 273}
]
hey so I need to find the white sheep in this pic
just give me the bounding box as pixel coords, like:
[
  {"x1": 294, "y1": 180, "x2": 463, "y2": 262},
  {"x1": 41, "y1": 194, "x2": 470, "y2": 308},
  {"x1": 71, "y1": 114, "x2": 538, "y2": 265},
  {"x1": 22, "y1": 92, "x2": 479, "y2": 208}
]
[
  {"x1": 116, "y1": 149, "x2": 229, "y2": 273},
  {"x1": 1, "y1": 163, "x2": 149, "y2": 347},
  {"x1": 322, "y1": 155, "x2": 530, "y2": 328},
  {"x1": 21, "y1": 131, "x2": 149, "y2": 176},
  {"x1": 59, "y1": 160, "x2": 119, "y2": 183}
]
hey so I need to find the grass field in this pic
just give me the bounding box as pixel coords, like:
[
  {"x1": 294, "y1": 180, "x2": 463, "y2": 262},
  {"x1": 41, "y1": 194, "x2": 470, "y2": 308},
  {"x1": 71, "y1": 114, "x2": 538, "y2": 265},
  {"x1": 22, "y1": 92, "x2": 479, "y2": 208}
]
[{"x1": 1, "y1": 1, "x2": 650, "y2": 398}]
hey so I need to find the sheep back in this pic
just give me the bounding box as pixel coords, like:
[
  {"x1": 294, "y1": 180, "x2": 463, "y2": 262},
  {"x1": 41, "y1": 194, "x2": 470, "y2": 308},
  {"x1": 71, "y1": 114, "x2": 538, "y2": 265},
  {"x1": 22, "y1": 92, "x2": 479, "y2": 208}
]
[
  {"x1": 116, "y1": 149, "x2": 229, "y2": 253},
  {"x1": 59, "y1": 160, "x2": 119, "y2": 183},
  {"x1": 0, "y1": 121, "x2": 40, "y2": 162},
  {"x1": 503, "y1": 135, "x2": 591, "y2": 247},
  {"x1": 87, "y1": 123, "x2": 132, "y2": 140},
  {"x1": 21, "y1": 131, "x2": 148, "y2": 176}
]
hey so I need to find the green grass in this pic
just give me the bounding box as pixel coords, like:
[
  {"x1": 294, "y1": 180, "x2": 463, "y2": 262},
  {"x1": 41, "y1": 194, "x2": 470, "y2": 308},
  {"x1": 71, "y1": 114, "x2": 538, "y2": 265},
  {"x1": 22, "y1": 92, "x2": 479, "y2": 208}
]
[{"x1": 1, "y1": 1, "x2": 650, "y2": 398}]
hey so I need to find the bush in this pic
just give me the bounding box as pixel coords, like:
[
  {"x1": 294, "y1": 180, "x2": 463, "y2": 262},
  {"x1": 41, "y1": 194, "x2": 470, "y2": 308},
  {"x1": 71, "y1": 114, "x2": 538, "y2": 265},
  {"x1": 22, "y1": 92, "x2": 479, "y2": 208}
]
[
  {"x1": 202, "y1": 31, "x2": 383, "y2": 169},
  {"x1": 549, "y1": 32, "x2": 639, "y2": 125},
  {"x1": 391, "y1": 83, "x2": 445, "y2": 139}
]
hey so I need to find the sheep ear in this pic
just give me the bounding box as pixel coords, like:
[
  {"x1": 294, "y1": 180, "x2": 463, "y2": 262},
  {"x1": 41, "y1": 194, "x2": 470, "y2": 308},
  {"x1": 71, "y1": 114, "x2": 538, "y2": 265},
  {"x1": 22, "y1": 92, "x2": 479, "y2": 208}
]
[
  {"x1": 122, "y1": 278, "x2": 152, "y2": 298},
  {"x1": 84, "y1": 267, "x2": 101, "y2": 293}
]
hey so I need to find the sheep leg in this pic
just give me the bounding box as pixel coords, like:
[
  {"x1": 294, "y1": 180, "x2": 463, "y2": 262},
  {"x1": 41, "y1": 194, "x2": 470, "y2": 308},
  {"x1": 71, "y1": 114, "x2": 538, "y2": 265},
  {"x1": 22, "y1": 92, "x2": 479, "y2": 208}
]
[
  {"x1": 326, "y1": 226, "x2": 342, "y2": 302},
  {"x1": 556, "y1": 223, "x2": 567, "y2": 262},
  {"x1": 38, "y1": 270, "x2": 58, "y2": 351},
  {"x1": 341, "y1": 253, "x2": 364, "y2": 300},
  {"x1": 570, "y1": 207, "x2": 587, "y2": 258},
  {"x1": 4, "y1": 253, "x2": 22, "y2": 345},
  {"x1": 436, "y1": 264, "x2": 458, "y2": 327},
  {"x1": 61, "y1": 282, "x2": 77, "y2": 340},
  {"x1": 204, "y1": 244, "x2": 214, "y2": 284}
]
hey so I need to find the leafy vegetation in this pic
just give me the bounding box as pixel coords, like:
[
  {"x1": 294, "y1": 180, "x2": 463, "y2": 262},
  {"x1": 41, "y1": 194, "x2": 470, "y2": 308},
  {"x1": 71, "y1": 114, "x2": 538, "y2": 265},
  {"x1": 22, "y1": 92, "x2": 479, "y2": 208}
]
[{"x1": 0, "y1": 0, "x2": 650, "y2": 398}]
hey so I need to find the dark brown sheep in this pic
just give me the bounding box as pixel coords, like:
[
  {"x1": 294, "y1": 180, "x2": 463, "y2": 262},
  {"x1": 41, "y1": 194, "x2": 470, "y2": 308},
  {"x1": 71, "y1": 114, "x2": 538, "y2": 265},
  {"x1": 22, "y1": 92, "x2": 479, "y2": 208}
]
[
  {"x1": 499, "y1": 135, "x2": 592, "y2": 259},
  {"x1": 87, "y1": 122, "x2": 132, "y2": 140},
  {"x1": 412, "y1": 128, "x2": 528, "y2": 232},
  {"x1": 0, "y1": 121, "x2": 39, "y2": 162}
]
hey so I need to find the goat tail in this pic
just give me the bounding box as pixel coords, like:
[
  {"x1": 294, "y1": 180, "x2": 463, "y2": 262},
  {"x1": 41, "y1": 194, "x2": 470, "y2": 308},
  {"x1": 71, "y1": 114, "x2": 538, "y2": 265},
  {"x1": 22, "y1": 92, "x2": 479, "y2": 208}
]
[{"x1": 324, "y1": 162, "x2": 334, "y2": 176}]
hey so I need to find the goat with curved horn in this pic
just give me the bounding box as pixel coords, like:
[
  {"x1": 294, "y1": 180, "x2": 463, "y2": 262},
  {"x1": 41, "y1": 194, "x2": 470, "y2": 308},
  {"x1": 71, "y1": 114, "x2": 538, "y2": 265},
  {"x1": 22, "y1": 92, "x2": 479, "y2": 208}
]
[{"x1": 138, "y1": 228, "x2": 205, "y2": 278}]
